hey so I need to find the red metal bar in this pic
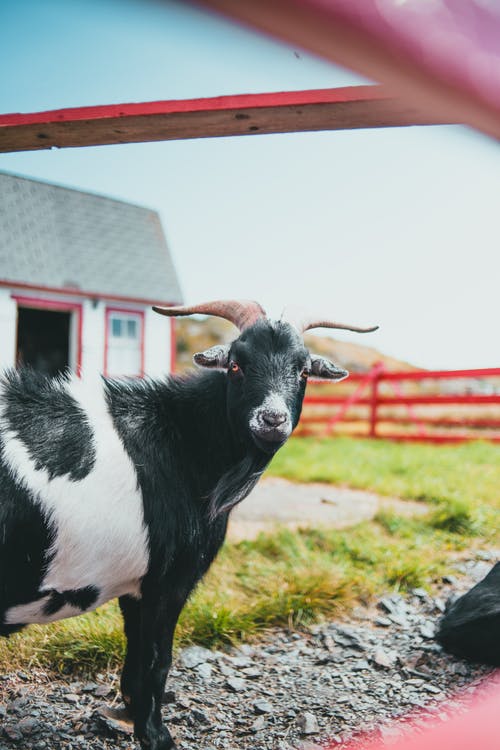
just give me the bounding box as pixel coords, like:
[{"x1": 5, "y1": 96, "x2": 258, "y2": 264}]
[
  {"x1": 299, "y1": 414, "x2": 500, "y2": 429},
  {"x1": 379, "y1": 367, "x2": 500, "y2": 381},
  {"x1": 369, "y1": 364, "x2": 383, "y2": 437},
  {"x1": 305, "y1": 394, "x2": 500, "y2": 406},
  {"x1": 301, "y1": 414, "x2": 372, "y2": 424},
  {"x1": 378, "y1": 433, "x2": 500, "y2": 444},
  {"x1": 304, "y1": 395, "x2": 500, "y2": 406},
  {"x1": 0, "y1": 86, "x2": 445, "y2": 154},
  {"x1": 295, "y1": 427, "x2": 381, "y2": 439},
  {"x1": 305, "y1": 395, "x2": 368, "y2": 405},
  {"x1": 368, "y1": 416, "x2": 500, "y2": 429},
  {"x1": 377, "y1": 395, "x2": 500, "y2": 406}
]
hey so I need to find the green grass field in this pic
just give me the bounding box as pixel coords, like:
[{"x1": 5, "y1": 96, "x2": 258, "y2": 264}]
[{"x1": 1, "y1": 438, "x2": 499, "y2": 674}]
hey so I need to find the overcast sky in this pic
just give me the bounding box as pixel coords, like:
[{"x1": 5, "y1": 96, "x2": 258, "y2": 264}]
[{"x1": 1, "y1": 0, "x2": 500, "y2": 369}]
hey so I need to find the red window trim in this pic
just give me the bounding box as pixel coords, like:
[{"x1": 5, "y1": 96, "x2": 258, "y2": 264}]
[
  {"x1": 12, "y1": 294, "x2": 83, "y2": 375},
  {"x1": 104, "y1": 306, "x2": 145, "y2": 378}
]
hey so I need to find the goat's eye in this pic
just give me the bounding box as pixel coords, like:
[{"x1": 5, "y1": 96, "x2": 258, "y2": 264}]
[
  {"x1": 300, "y1": 368, "x2": 310, "y2": 381},
  {"x1": 229, "y1": 361, "x2": 242, "y2": 374}
]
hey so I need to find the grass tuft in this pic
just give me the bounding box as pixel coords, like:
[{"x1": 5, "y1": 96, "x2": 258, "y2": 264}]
[
  {"x1": 427, "y1": 499, "x2": 484, "y2": 535},
  {"x1": 0, "y1": 604, "x2": 125, "y2": 674}
]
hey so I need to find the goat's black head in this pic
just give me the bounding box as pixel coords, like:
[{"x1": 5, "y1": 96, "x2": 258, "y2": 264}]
[{"x1": 153, "y1": 300, "x2": 377, "y2": 455}]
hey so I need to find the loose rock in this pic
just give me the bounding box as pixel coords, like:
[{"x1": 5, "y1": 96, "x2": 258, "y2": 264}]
[
  {"x1": 226, "y1": 677, "x2": 246, "y2": 693},
  {"x1": 253, "y1": 699, "x2": 273, "y2": 715},
  {"x1": 195, "y1": 662, "x2": 213, "y2": 681},
  {"x1": 372, "y1": 648, "x2": 398, "y2": 669},
  {"x1": 251, "y1": 716, "x2": 266, "y2": 732},
  {"x1": 178, "y1": 645, "x2": 214, "y2": 669},
  {"x1": 297, "y1": 712, "x2": 319, "y2": 735}
]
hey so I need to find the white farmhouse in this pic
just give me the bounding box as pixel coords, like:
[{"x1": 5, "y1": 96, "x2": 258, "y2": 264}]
[{"x1": 0, "y1": 172, "x2": 182, "y2": 378}]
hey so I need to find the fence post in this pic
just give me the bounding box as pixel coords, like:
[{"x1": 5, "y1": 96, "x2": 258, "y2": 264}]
[{"x1": 369, "y1": 363, "x2": 383, "y2": 438}]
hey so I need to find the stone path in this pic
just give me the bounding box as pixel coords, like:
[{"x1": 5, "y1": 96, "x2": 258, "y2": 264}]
[{"x1": 229, "y1": 478, "x2": 427, "y2": 541}]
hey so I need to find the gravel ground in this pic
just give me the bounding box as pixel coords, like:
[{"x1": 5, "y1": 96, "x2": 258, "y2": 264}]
[{"x1": 0, "y1": 553, "x2": 498, "y2": 750}]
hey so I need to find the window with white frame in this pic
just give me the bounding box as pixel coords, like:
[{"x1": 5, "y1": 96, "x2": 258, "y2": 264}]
[{"x1": 106, "y1": 310, "x2": 143, "y2": 377}]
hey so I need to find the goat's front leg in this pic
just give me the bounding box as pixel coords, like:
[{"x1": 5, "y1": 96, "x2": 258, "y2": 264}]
[
  {"x1": 127, "y1": 589, "x2": 189, "y2": 750},
  {"x1": 119, "y1": 595, "x2": 141, "y2": 717}
]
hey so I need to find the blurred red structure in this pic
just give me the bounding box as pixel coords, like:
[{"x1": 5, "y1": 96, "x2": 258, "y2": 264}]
[
  {"x1": 298, "y1": 365, "x2": 500, "y2": 443},
  {"x1": 200, "y1": 0, "x2": 500, "y2": 141},
  {"x1": 337, "y1": 675, "x2": 500, "y2": 750}
]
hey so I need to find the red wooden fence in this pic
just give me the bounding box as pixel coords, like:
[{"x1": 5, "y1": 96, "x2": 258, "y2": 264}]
[{"x1": 297, "y1": 365, "x2": 500, "y2": 443}]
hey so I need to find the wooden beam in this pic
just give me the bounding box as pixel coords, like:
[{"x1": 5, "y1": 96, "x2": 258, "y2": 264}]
[{"x1": 0, "y1": 86, "x2": 448, "y2": 154}]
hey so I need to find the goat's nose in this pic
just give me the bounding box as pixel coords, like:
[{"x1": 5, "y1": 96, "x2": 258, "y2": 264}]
[{"x1": 261, "y1": 410, "x2": 287, "y2": 427}]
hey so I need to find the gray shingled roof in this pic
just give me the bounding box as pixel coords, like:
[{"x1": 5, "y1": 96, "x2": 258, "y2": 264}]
[{"x1": 0, "y1": 172, "x2": 183, "y2": 304}]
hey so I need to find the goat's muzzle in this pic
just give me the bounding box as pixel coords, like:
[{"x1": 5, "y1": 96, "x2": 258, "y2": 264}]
[{"x1": 249, "y1": 404, "x2": 292, "y2": 453}]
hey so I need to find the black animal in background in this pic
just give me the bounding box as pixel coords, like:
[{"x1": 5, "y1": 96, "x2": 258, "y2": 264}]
[
  {"x1": 437, "y1": 561, "x2": 500, "y2": 666},
  {"x1": 0, "y1": 299, "x2": 377, "y2": 750}
]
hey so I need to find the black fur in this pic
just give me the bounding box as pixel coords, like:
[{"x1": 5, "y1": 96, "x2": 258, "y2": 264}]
[
  {"x1": 2, "y1": 369, "x2": 95, "y2": 481},
  {"x1": 0, "y1": 435, "x2": 56, "y2": 635},
  {"x1": 0, "y1": 320, "x2": 316, "y2": 750},
  {"x1": 43, "y1": 586, "x2": 100, "y2": 616}
]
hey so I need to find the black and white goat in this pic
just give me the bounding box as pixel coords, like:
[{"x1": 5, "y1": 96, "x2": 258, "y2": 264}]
[{"x1": 0, "y1": 300, "x2": 377, "y2": 750}]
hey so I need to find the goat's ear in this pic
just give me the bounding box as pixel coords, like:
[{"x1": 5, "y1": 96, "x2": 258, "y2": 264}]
[
  {"x1": 193, "y1": 344, "x2": 230, "y2": 369},
  {"x1": 310, "y1": 355, "x2": 349, "y2": 381}
]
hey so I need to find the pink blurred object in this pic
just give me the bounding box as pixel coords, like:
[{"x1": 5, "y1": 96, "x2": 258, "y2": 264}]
[
  {"x1": 199, "y1": 0, "x2": 500, "y2": 138},
  {"x1": 340, "y1": 676, "x2": 500, "y2": 750}
]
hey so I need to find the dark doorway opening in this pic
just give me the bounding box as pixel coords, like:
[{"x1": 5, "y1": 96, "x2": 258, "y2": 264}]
[{"x1": 16, "y1": 307, "x2": 71, "y2": 377}]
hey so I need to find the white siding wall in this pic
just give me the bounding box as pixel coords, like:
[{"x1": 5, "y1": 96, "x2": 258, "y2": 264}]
[
  {"x1": 0, "y1": 289, "x2": 17, "y2": 371},
  {"x1": 144, "y1": 306, "x2": 172, "y2": 377},
  {"x1": 81, "y1": 298, "x2": 106, "y2": 376}
]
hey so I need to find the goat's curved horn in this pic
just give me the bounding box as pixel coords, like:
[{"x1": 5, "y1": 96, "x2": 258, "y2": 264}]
[
  {"x1": 153, "y1": 300, "x2": 267, "y2": 331},
  {"x1": 282, "y1": 307, "x2": 378, "y2": 334}
]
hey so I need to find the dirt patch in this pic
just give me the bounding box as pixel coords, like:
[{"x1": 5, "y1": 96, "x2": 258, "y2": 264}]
[{"x1": 228, "y1": 477, "x2": 428, "y2": 541}]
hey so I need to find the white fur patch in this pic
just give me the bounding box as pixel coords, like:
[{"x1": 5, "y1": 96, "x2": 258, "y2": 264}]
[
  {"x1": 249, "y1": 392, "x2": 290, "y2": 432},
  {"x1": 1, "y1": 375, "x2": 149, "y2": 625}
]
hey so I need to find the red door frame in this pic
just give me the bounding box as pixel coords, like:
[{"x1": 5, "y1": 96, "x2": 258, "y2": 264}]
[{"x1": 12, "y1": 294, "x2": 83, "y2": 374}]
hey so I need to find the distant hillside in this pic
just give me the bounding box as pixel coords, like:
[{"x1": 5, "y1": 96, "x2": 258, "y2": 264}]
[
  {"x1": 175, "y1": 318, "x2": 416, "y2": 373},
  {"x1": 302, "y1": 333, "x2": 416, "y2": 373}
]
